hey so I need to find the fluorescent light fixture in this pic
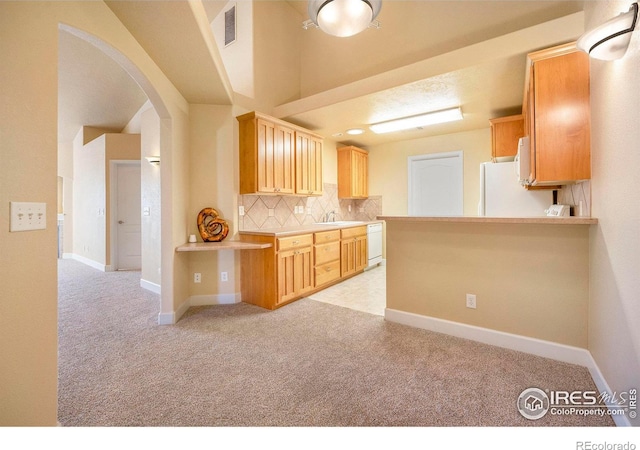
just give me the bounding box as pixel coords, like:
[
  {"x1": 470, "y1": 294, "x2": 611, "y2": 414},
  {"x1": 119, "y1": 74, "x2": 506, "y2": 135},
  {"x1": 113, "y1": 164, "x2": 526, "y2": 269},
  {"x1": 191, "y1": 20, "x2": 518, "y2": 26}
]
[
  {"x1": 307, "y1": 0, "x2": 382, "y2": 37},
  {"x1": 577, "y1": 2, "x2": 638, "y2": 60},
  {"x1": 369, "y1": 107, "x2": 463, "y2": 134},
  {"x1": 346, "y1": 128, "x2": 365, "y2": 135},
  {"x1": 145, "y1": 156, "x2": 160, "y2": 165}
]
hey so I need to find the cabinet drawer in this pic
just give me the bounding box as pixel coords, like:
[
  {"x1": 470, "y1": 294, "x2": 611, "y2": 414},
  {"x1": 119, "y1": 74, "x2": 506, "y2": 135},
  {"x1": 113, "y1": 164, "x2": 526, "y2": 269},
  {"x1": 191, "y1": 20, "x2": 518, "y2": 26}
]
[
  {"x1": 314, "y1": 229, "x2": 340, "y2": 244},
  {"x1": 315, "y1": 260, "x2": 341, "y2": 287},
  {"x1": 341, "y1": 226, "x2": 367, "y2": 239},
  {"x1": 277, "y1": 234, "x2": 313, "y2": 251},
  {"x1": 314, "y1": 241, "x2": 340, "y2": 266}
]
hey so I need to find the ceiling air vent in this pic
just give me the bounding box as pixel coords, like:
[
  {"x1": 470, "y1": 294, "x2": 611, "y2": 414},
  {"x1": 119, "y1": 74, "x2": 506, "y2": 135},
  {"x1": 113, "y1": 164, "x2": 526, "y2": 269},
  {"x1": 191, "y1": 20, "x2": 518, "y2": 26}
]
[{"x1": 224, "y1": 5, "x2": 236, "y2": 47}]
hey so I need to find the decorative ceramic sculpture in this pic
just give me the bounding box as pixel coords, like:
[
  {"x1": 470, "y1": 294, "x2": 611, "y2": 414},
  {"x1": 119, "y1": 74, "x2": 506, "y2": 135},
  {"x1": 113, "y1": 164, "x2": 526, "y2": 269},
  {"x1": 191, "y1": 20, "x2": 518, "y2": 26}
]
[{"x1": 197, "y1": 207, "x2": 229, "y2": 242}]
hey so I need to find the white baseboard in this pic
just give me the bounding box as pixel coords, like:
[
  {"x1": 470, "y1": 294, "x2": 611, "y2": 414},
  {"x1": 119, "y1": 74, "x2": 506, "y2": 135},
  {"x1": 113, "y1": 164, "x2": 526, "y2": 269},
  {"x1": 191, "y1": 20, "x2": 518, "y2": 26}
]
[
  {"x1": 157, "y1": 293, "x2": 241, "y2": 325},
  {"x1": 62, "y1": 253, "x2": 74, "y2": 259},
  {"x1": 585, "y1": 354, "x2": 632, "y2": 427},
  {"x1": 385, "y1": 308, "x2": 592, "y2": 366},
  {"x1": 140, "y1": 279, "x2": 161, "y2": 295},
  {"x1": 70, "y1": 254, "x2": 107, "y2": 272},
  {"x1": 385, "y1": 308, "x2": 633, "y2": 427}
]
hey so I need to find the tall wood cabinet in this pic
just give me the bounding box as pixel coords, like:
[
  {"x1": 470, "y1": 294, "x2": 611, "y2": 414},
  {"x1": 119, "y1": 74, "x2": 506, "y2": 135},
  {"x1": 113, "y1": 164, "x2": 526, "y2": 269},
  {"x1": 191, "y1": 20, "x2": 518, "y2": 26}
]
[
  {"x1": 295, "y1": 131, "x2": 323, "y2": 196},
  {"x1": 237, "y1": 111, "x2": 323, "y2": 196},
  {"x1": 489, "y1": 115, "x2": 523, "y2": 160},
  {"x1": 337, "y1": 146, "x2": 368, "y2": 199},
  {"x1": 523, "y1": 42, "x2": 591, "y2": 186}
]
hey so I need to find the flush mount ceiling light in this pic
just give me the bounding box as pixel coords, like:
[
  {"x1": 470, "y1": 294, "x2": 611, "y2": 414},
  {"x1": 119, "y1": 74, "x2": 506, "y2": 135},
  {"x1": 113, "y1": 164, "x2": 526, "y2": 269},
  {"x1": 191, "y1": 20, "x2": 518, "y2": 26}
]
[
  {"x1": 369, "y1": 107, "x2": 463, "y2": 134},
  {"x1": 306, "y1": 0, "x2": 382, "y2": 37},
  {"x1": 346, "y1": 128, "x2": 365, "y2": 135},
  {"x1": 577, "y1": 2, "x2": 638, "y2": 60}
]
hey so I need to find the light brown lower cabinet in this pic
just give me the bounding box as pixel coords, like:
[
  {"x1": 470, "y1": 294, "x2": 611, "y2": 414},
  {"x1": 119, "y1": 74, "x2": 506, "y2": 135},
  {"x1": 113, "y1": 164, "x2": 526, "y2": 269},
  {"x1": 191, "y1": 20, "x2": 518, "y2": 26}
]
[
  {"x1": 341, "y1": 226, "x2": 368, "y2": 277},
  {"x1": 277, "y1": 244, "x2": 313, "y2": 305},
  {"x1": 240, "y1": 226, "x2": 368, "y2": 310},
  {"x1": 314, "y1": 230, "x2": 341, "y2": 288}
]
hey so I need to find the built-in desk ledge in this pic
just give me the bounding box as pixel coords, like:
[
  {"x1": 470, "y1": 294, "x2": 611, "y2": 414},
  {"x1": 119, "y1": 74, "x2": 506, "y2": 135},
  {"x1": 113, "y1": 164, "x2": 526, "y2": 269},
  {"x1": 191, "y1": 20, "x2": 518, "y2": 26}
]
[
  {"x1": 376, "y1": 216, "x2": 598, "y2": 225},
  {"x1": 176, "y1": 241, "x2": 273, "y2": 252}
]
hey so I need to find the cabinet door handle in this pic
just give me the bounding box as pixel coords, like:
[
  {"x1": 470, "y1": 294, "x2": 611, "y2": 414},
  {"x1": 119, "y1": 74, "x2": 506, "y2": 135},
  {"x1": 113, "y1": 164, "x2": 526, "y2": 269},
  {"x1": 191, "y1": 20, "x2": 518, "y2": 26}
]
[
  {"x1": 325, "y1": 267, "x2": 332, "y2": 272},
  {"x1": 292, "y1": 240, "x2": 299, "y2": 245}
]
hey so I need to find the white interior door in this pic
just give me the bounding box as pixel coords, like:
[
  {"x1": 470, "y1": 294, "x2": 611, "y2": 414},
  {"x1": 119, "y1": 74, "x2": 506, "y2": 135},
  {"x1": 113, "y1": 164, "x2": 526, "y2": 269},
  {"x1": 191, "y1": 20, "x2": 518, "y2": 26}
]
[
  {"x1": 115, "y1": 163, "x2": 141, "y2": 270},
  {"x1": 408, "y1": 151, "x2": 463, "y2": 216}
]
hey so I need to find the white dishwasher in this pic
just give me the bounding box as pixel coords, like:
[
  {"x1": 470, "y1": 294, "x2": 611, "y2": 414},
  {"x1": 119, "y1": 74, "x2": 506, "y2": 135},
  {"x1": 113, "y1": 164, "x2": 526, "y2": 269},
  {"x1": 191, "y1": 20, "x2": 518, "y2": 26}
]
[{"x1": 367, "y1": 222, "x2": 383, "y2": 268}]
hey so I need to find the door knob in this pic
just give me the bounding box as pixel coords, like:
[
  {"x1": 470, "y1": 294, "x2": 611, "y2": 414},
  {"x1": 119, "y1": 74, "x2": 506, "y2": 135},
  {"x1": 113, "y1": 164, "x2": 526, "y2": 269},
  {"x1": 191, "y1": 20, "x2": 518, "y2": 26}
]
[{"x1": 118, "y1": 220, "x2": 125, "y2": 224}]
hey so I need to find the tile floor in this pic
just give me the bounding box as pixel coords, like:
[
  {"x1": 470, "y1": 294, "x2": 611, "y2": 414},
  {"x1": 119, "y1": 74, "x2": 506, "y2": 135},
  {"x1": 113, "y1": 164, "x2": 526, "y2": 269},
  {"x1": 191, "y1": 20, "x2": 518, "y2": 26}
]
[{"x1": 307, "y1": 264, "x2": 386, "y2": 316}]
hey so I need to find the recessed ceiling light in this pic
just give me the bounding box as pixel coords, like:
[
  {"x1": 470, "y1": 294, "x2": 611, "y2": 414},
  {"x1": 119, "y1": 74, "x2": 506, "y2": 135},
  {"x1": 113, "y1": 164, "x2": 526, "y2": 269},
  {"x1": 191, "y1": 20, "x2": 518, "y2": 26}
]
[
  {"x1": 369, "y1": 107, "x2": 463, "y2": 134},
  {"x1": 346, "y1": 128, "x2": 365, "y2": 135}
]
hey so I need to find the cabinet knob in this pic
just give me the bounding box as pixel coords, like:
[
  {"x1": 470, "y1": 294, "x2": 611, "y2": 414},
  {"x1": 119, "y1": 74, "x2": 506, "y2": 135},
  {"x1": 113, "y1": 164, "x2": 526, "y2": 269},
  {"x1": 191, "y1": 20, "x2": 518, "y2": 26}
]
[
  {"x1": 326, "y1": 267, "x2": 331, "y2": 272},
  {"x1": 292, "y1": 240, "x2": 299, "y2": 245}
]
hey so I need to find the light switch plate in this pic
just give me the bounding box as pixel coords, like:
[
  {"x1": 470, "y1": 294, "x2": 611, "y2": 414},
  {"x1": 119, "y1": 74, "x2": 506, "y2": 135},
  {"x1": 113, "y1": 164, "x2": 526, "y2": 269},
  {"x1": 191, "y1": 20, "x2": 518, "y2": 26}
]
[{"x1": 10, "y1": 202, "x2": 46, "y2": 232}]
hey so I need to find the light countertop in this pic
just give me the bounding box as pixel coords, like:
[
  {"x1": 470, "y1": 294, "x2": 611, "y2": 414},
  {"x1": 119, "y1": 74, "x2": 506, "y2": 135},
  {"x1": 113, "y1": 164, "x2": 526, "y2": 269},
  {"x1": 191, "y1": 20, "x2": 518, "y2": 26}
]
[
  {"x1": 176, "y1": 241, "x2": 273, "y2": 252},
  {"x1": 238, "y1": 220, "x2": 384, "y2": 237},
  {"x1": 377, "y1": 216, "x2": 598, "y2": 225}
]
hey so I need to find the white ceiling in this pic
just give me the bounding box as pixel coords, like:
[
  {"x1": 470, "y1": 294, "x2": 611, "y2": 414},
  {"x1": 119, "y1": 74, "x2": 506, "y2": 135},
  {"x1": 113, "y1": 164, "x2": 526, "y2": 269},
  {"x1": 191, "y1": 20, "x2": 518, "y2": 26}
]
[{"x1": 57, "y1": 0, "x2": 587, "y2": 147}]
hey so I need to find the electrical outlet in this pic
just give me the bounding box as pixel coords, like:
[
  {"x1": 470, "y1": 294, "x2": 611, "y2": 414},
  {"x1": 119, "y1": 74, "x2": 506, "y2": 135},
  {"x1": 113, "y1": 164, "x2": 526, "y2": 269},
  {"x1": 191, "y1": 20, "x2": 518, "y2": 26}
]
[
  {"x1": 239, "y1": 206, "x2": 245, "y2": 216},
  {"x1": 194, "y1": 273, "x2": 201, "y2": 283},
  {"x1": 466, "y1": 293, "x2": 477, "y2": 309},
  {"x1": 10, "y1": 202, "x2": 46, "y2": 232},
  {"x1": 220, "y1": 271, "x2": 228, "y2": 282},
  {"x1": 268, "y1": 208, "x2": 275, "y2": 217}
]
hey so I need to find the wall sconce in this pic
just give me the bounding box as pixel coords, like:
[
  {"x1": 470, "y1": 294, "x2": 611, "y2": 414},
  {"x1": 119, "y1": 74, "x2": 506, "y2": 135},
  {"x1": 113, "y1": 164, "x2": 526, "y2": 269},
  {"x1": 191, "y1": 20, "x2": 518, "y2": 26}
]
[
  {"x1": 145, "y1": 156, "x2": 160, "y2": 165},
  {"x1": 577, "y1": 2, "x2": 638, "y2": 60},
  {"x1": 369, "y1": 107, "x2": 463, "y2": 134},
  {"x1": 305, "y1": 0, "x2": 382, "y2": 37}
]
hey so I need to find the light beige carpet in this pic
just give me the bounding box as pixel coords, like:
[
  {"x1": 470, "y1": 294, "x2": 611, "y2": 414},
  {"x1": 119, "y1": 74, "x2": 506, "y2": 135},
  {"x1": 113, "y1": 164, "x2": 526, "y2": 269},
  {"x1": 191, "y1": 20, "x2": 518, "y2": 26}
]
[{"x1": 57, "y1": 259, "x2": 613, "y2": 427}]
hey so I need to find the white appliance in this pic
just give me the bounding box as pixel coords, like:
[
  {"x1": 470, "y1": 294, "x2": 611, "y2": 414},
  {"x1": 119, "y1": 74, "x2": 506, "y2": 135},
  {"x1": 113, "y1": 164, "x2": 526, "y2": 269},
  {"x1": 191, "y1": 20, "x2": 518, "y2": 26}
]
[
  {"x1": 478, "y1": 161, "x2": 552, "y2": 217},
  {"x1": 367, "y1": 222, "x2": 383, "y2": 267},
  {"x1": 545, "y1": 204, "x2": 570, "y2": 217},
  {"x1": 515, "y1": 136, "x2": 532, "y2": 186}
]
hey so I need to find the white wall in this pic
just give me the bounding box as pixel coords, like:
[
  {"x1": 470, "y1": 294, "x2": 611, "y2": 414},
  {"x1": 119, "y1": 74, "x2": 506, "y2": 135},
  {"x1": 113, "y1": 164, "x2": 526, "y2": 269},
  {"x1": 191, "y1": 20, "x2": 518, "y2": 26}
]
[
  {"x1": 368, "y1": 128, "x2": 492, "y2": 216},
  {"x1": 73, "y1": 132, "x2": 107, "y2": 267},
  {"x1": 586, "y1": 0, "x2": 640, "y2": 427},
  {"x1": 123, "y1": 100, "x2": 163, "y2": 289},
  {"x1": 212, "y1": 1, "x2": 254, "y2": 98},
  {"x1": 140, "y1": 106, "x2": 162, "y2": 288}
]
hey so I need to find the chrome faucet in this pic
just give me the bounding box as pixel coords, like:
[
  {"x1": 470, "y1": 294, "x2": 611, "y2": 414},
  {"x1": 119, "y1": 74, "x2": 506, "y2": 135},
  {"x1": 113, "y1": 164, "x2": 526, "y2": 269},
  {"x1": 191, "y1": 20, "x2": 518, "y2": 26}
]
[{"x1": 324, "y1": 211, "x2": 336, "y2": 222}]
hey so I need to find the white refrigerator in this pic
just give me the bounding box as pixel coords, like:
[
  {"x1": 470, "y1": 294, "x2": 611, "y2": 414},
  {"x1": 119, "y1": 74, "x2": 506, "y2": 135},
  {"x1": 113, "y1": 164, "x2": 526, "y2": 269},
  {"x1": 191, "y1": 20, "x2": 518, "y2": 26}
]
[{"x1": 478, "y1": 161, "x2": 552, "y2": 217}]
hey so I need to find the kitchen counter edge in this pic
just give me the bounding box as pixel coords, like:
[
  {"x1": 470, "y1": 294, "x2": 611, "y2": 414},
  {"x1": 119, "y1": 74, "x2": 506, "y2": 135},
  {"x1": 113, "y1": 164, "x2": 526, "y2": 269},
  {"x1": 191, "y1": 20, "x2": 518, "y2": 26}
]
[
  {"x1": 238, "y1": 220, "x2": 384, "y2": 237},
  {"x1": 377, "y1": 216, "x2": 597, "y2": 225}
]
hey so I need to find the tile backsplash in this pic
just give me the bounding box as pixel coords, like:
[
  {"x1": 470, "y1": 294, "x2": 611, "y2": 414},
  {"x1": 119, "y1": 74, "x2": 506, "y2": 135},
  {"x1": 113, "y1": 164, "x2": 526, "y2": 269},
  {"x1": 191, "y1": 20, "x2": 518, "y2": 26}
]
[
  {"x1": 238, "y1": 183, "x2": 382, "y2": 231},
  {"x1": 557, "y1": 180, "x2": 591, "y2": 217}
]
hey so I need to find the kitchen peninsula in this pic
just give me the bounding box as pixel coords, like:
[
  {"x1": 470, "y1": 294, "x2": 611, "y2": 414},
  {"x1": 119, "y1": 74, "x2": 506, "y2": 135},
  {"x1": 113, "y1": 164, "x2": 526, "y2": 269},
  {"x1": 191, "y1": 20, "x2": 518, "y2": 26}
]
[{"x1": 379, "y1": 215, "x2": 597, "y2": 363}]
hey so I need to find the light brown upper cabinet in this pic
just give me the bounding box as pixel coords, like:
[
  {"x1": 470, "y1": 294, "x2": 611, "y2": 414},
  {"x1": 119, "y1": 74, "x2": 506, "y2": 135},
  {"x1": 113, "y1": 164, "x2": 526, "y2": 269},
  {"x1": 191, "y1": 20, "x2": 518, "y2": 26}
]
[
  {"x1": 523, "y1": 42, "x2": 591, "y2": 186},
  {"x1": 337, "y1": 146, "x2": 368, "y2": 199},
  {"x1": 237, "y1": 111, "x2": 323, "y2": 196},
  {"x1": 490, "y1": 115, "x2": 524, "y2": 160},
  {"x1": 295, "y1": 131, "x2": 323, "y2": 196}
]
